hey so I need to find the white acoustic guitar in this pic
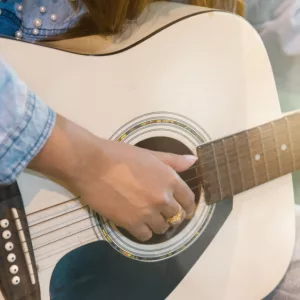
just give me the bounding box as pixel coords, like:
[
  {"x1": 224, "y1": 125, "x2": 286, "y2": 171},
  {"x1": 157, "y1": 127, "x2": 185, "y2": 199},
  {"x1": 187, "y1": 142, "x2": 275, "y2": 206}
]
[{"x1": 0, "y1": 3, "x2": 296, "y2": 300}]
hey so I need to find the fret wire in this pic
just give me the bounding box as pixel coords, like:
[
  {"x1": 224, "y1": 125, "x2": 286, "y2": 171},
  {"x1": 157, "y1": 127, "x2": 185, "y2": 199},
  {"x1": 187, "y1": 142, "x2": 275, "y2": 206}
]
[
  {"x1": 222, "y1": 138, "x2": 234, "y2": 195},
  {"x1": 250, "y1": 128, "x2": 268, "y2": 185},
  {"x1": 233, "y1": 135, "x2": 245, "y2": 191},
  {"x1": 246, "y1": 130, "x2": 257, "y2": 186},
  {"x1": 258, "y1": 126, "x2": 271, "y2": 181},
  {"x1": 211, "y1": 142, "x2": 224, "y2": 201},
  {"x1": 285, "y1": 116, "x2": 296, "y2": 171},
  {"x1": 274, "y1": 119, "x2": 290, "y2": 175},
  {"x1": 272, "y1": 121, "x2": 283, "y2": 176}
]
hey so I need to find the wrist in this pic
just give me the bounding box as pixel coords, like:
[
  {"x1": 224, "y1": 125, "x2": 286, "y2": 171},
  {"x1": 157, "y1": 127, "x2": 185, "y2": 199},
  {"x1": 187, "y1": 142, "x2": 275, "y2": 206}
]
[{"x1": 27, "y1": 115, "x2": 96, "y2": 186}]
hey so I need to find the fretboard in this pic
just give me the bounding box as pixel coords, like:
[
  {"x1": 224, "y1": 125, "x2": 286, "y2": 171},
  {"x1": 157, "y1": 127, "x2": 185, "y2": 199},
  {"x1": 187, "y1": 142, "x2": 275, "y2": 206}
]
[{"x1": 197, "y1": 111, "x2": 300, "y2": 205}]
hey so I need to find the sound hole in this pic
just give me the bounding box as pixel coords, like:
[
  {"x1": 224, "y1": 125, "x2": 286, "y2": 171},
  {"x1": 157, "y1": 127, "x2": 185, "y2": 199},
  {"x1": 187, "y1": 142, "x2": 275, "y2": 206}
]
[{"x1": 118, "y1": 137, "x2": 200, "y2": 245}]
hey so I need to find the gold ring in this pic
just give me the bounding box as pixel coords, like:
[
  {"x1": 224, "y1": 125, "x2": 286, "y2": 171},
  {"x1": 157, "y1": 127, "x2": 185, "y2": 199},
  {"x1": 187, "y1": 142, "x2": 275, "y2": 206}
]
[{"x1": 167, "y1": 206, "x2": 183, "y2": 226}]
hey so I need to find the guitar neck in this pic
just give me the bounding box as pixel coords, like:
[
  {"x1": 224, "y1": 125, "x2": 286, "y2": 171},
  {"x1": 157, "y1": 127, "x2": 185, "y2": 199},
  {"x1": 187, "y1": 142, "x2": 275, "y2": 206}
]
[{"x1": 197, "y1": 111, "x2": 300, "y2": 205}]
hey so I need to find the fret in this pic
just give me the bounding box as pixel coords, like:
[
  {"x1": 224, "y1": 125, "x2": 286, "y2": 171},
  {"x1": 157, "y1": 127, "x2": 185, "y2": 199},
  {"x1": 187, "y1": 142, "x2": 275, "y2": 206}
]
[
  {"x1": 285, "y1": 117, "x2": 296, "y2": 171},
  {"x1": 222, "y1": 136, "x2": 243, "y2": 194},
  {"x1": 273, "y1": 118, "x2": 294, "y2": 175},
  {"x1": 197, "y1": 144, "x2": 221, "y2": 205},
  {"x1": 272, "y1": 122, "x2": 283, "y2": 175},
  {"x1": 287, "y1": 113, "x2": 300, "y2": 170},
  {"x1": 291, "y1": 143, "x2": 300, "y2": 171},
  {"x1": 247, "y1": 128, "x2": 268, "y2": 185},
  {"x1": 212, "y1": 140, "x2": 232, "y2": 200},
  {"x1": 234, "y1": 132, "x2": 255, "y2": 190},
  {"x1": 259, "y1": 123, "x2": 280, "y2": 180}
]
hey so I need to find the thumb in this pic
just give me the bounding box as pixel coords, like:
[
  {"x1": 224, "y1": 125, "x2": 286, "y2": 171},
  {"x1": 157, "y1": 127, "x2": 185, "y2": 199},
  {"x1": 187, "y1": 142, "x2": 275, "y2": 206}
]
[{"x1": 151, "y1": 151, "x2": 198, "y2": 172}]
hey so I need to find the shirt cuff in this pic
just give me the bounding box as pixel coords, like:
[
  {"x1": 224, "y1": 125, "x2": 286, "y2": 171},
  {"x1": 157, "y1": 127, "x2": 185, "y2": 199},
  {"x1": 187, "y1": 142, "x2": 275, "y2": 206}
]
[{"x1": 0, "y1": 92, "x2": 56, "y2": 184}]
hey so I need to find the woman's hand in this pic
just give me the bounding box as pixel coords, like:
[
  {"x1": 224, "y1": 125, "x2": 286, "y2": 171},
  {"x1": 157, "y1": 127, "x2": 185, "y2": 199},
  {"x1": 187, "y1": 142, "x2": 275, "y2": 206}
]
[{"x1": 28, "y1": 115, "x2": 197, "y2": 241}]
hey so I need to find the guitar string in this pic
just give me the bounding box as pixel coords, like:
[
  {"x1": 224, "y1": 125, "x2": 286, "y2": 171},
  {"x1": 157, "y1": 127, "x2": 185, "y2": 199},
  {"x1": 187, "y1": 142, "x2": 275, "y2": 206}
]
[
  {"x1": 189, "y1": 125, "x2": 298, "y2": 171},
  {"x1": 29, "y1": 204, "x2": 88, "y2": 229},
  {"x1": 11, "y1": 174, "x2": 217, "y2": 259},
  {"x1": 4, "y1": 135, "x2": 297, "y2": 272},
  {"x1": 26, "y1": 220, "x2": 111, "y2": 274},
  {"x1": 3, "y1": 138, "x2": 296, "y2": 245},
  {"x1": 168, "y1": 120, "x2": 298, "y2": 175},
  {"x1": 18, "y1": 195, "x2": 207, "y2": 255},
  {"x1": 21, "y1": 124, "x2": 299, "y2": 226},
  {"x1": 184, "y1": 140, "x2": 295, "y2": 183},
  {"x1": 27, "y1": 145, "x2": 293, "y2": 275},
  {"x1": 27, "y1": 201, "x2": 211, "y2": 273},
  {"x1": 4, "y1": 117, "x2": 299, "y2": 275},
  {"x1": 18, "y1": 120, "x2": 298, "y2": 220},
  {"x1": 7, "y1": 153, "x2": 288, "y2": 264},
  {"x1": 171, "y1": 128, "x2": 294, "y2": 176},
  {"x1": 2, "y1": 123, "x2": 298, "y2": 258},
  {"x1": 26, "y1": 196, "x2": 81, "y2": 217},
  {"x1": 23, "y1": 119, "x2": 300, "y2": 271},
  {"x1": 28, "y1": 179, "x2": 205, "y2": 246},
  {"x1": 29, "y1": 233, "x2": 103, "y2": 275}
]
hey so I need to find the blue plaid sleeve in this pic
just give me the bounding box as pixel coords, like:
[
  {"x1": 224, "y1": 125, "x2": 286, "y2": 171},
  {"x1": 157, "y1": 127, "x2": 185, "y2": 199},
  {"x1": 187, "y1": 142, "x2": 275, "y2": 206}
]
[{"x1": 0, "y1": 57, "x2": 56, "y2": 184}]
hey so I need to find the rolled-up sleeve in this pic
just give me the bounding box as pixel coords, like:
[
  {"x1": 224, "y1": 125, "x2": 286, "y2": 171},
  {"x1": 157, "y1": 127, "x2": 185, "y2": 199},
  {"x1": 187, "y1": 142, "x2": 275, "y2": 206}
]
[{"x1": 0, "y1": 57, "x2": 56, "y2": 184}]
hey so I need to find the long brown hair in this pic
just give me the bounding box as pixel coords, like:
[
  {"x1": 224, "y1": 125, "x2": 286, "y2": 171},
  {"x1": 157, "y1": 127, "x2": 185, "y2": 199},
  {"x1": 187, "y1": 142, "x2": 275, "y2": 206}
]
[{"x1": 59, "y1": 0, "x2": 244, "y2": 40}]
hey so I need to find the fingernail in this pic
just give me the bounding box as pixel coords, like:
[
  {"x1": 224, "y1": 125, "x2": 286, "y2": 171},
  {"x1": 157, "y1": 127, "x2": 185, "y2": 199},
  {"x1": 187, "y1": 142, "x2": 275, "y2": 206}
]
[
  {"x1": 186, "y1": 212, "x2": 195, "y2": 219},
  {"x1": 184, "y1": 155, "x2": 198, "y2": 163},
  {"x1": 186, "y1": 207, "x2": 196, "y2": 219}
]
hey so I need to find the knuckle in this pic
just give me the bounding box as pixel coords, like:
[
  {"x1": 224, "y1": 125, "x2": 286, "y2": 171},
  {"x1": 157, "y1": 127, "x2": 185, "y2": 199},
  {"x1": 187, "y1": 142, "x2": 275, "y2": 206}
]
[
  {"x1": 189, "y1": 188, "x2": 196, "y2": 201},
  {"x1": 153, "y1": 223, "x2": 169, "y2": 235},
  {"x1": 127, "y1": 222, "x2": 153, "y2": 242},
  {"x1": 184, "y1": 188, "x2": 196, "y2": 206},
  {"x1": 170, "y1": 216, "x2": 185, "y2": 227},
  {"x1": 189, "y1": 191, "x2": 196, "y2": 204},
  {"x1": 169, "y1": 172, "x2": 181, "y2": 187},
  {"x1": 141, "y1": 208, "x2": 154, "y2": 220},
  {"x1": 160, "y1": 224, "x2": 170, "y2": 234},
  {"x1": 124, "y1": 219, "x2": 141, "y2": 233},
  {"x1": 187, "y1": 195, "x2": 196, "y2": 210},
  {"x1": 139, "y1": 230, "x2": 152, "y2": 241},
  {"x1": 186, "y1": 203, "x2": 196, "y2": 218},
  {"x1": 181, "y1": 209, "x2": 187, "y2": 220},
  {"x1": 153, "y1": 193, "x2": 169, "y2": 208}
]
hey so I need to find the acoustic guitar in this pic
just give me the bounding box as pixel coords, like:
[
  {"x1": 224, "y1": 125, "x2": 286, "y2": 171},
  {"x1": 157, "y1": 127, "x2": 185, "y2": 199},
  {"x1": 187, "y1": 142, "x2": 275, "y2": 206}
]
[{"x1": 0, "y1": 3, "x2": 296, "y2": 300}]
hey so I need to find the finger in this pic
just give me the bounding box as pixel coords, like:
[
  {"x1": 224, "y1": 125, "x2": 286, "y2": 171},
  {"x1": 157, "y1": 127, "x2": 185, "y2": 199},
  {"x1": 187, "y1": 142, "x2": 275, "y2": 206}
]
[
  {"x1": 126, "y1": 223, "x2": 153, "y2": 242},
  {"x1": 146, "y1": 213, "x2": 169, "y2": 235},
  {"x1": 160, "y1": 198, "x2": 186, "y2": 227},
  {"x1": 151, "y1": 151, "x2": 198, "y2": 172},
  {"x1": 160, "y1": 194, "x2": 181, "y2": 218},
  {"x1": 173, "y1": 177, "x2": 195, "y2": 218},
  {"x1": 167, "y1": 204, "x2": 186, "y2": 227}
]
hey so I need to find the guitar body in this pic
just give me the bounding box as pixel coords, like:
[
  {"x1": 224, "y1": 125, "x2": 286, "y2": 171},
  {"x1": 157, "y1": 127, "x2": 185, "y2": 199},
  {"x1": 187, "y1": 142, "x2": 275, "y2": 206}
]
[{"x1": 0, "y1": 3, "x2": 295, "y2": 300}]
